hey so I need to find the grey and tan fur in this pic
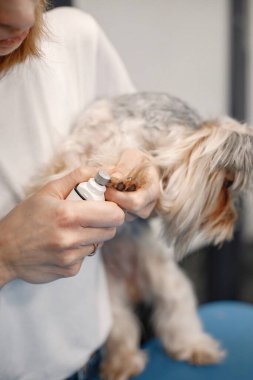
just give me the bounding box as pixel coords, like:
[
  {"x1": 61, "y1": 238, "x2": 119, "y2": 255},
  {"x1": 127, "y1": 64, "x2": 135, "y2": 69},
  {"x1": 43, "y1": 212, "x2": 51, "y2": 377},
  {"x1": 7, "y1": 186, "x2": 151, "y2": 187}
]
[{"x1": 32, "y1": 93, "x2": 253, "y2": 380}]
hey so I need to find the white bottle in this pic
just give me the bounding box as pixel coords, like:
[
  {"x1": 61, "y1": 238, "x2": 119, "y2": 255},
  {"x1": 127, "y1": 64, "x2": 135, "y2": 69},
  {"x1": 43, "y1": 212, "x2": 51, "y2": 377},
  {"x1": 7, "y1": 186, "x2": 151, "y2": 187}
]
[{"x1": 67, "y1": 170, "x2": 110, "y2": 201}]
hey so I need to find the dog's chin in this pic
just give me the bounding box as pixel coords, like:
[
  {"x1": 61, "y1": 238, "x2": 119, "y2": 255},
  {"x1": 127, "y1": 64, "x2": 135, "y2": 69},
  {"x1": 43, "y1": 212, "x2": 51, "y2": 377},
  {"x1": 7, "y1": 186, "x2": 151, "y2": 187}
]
[
  {"x1": 172, "y1": 209, "x2": 237, "y2": 262},
  {"x1": 200, "y1": 214, "x2": 236, "y2": 249}
]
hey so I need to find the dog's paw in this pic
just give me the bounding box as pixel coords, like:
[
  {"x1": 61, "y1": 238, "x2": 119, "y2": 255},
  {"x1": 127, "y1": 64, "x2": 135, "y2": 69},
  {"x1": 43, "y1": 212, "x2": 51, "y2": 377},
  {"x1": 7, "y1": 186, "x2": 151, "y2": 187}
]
[
  {"x1": 165, "y1": 334, "x2": 226, "y2": 365},
  {"x1": 186, "y1": 334, "x2": 226, "y2": 365},
  {"x1": 100, "y1": 349, "x2": 147, "y2": 380}
]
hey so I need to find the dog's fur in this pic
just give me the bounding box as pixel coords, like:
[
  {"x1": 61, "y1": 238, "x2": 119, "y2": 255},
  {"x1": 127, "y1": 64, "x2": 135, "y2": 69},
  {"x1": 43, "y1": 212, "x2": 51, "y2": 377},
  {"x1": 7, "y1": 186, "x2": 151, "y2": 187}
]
[{"x1": 32, "y1": 93, "x2": 253, "y2": 380}]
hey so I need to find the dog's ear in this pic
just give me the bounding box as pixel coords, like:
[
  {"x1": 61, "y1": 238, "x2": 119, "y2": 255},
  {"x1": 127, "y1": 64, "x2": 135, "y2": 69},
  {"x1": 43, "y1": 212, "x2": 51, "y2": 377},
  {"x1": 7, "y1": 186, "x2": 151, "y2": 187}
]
[{"x1": 204, "y1": 117, "x2": 253, "y2": 189}]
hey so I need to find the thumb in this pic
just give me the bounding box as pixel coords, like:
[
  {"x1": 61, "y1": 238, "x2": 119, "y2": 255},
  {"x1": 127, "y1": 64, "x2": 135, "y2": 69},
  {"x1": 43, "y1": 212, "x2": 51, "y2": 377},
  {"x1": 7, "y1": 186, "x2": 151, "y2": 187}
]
[
  {"x1": 110, "y1": 149, "x2": 151, "y2": 191},
  {"x1": 40, "y1": 167, "x2": 97, "y2": 199},
  {"x1": 111, "y1": 149, "x2": 149, "y2": 180}
]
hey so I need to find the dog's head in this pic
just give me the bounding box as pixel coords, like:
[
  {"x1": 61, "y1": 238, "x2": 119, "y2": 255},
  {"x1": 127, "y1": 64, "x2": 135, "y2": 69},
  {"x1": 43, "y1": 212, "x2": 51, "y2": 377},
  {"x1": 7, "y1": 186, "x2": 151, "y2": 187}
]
[{"x1": 155, "y1": 117, "x2": 253, "y2": 260}]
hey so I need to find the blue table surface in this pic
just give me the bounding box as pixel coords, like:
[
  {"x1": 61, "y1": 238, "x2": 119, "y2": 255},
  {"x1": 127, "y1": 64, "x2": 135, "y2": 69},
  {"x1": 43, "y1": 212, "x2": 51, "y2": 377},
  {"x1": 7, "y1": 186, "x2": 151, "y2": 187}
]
[{"x1": 132, "y1": 301, "x2": 253, "y2": 380}]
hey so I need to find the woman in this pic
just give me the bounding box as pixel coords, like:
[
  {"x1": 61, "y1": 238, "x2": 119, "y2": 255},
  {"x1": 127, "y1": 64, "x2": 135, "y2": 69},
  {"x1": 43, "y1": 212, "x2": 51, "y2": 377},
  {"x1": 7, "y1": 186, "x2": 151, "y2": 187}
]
[{"x1": 0, "y1": 1, "x2": 159, "y2": 379}]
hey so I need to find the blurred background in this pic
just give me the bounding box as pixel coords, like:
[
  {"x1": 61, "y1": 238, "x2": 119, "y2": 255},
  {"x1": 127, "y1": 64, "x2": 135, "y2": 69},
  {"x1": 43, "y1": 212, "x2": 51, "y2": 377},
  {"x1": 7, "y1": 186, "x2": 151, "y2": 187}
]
[{"x1": 51, "y1": 0, "x2": 253, "y2": 305}]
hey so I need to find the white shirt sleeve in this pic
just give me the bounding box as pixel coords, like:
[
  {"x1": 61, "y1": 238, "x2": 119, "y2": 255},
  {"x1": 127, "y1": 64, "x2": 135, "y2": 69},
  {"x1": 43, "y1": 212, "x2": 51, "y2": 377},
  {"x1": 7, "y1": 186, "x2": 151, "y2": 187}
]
[{"x1": 94, "y1": 22, "x2": 136, "y2": 97}]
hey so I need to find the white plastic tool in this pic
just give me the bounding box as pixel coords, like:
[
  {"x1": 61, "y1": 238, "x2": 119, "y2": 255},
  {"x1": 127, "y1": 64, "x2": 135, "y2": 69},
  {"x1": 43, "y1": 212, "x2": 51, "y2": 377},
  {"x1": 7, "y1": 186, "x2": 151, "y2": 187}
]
[{"x1": 67, "y1": 170, "x2": 110, "y2": 201}]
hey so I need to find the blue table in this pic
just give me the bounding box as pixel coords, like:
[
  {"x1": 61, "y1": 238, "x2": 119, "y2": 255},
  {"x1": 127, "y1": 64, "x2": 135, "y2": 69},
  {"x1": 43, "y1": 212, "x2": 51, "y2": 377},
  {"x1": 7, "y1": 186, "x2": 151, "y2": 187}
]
[{"x1": 133, "y1": 301, "x2": 253, "y2": 380}]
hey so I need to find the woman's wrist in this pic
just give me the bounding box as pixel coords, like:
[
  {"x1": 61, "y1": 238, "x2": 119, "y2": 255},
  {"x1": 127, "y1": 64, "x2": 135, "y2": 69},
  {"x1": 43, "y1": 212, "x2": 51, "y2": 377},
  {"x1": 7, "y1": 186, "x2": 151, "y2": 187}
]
[
  {"x1": 0, "y1": 234, "x2": 17, "y2": 288},
  {"x1": 0, "y1": 262, "x2": 16, "y2": 288}
]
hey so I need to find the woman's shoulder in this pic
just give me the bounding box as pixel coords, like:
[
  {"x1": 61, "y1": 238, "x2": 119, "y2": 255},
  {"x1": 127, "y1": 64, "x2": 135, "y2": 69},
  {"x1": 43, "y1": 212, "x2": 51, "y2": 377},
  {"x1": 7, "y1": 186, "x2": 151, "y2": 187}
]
[{"x1": 44, "y1": 6, "x2": 100, "y2": 41}]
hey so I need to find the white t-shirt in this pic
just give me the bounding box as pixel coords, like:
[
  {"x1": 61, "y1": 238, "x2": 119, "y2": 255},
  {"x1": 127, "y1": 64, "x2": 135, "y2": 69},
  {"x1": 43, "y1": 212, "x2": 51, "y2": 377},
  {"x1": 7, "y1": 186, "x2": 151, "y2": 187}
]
[{"x1": 0, "y1": 7, "x2": 134, "y2": 380}]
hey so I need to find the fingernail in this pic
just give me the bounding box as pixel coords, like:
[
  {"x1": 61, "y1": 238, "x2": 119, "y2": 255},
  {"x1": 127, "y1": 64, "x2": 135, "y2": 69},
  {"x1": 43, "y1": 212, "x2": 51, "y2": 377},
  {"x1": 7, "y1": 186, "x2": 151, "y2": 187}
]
[{"x1": 111, "y1": 171, "x2": 123, "y2": 180}]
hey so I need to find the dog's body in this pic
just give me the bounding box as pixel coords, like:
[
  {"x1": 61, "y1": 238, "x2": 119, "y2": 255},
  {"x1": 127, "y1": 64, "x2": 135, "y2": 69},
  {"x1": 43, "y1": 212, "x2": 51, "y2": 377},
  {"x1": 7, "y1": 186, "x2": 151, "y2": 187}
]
[{"x1": 33, "y1": 93, "x2": 253, "y2": 380}]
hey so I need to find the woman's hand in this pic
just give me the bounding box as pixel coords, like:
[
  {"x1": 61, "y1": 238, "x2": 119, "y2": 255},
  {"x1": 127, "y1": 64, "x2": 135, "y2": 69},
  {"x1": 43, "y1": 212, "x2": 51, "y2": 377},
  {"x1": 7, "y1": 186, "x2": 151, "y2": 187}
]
[
  {"x1": 0, "y1": 168, "x2": 125, "y2": 287},
  {"x1": 105, "y1": 149, "x2": 160, "y2": 221}
]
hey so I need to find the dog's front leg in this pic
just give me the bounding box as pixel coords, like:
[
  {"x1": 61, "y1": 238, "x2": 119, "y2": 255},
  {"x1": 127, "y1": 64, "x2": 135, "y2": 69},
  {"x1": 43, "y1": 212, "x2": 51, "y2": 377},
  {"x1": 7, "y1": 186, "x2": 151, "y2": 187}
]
[
  {"x1": 144, "y1": 248, "x2": 225, "y2": 365},
  {"x1": 101, "y1": 276, "x2": 147, "y2": 380}
]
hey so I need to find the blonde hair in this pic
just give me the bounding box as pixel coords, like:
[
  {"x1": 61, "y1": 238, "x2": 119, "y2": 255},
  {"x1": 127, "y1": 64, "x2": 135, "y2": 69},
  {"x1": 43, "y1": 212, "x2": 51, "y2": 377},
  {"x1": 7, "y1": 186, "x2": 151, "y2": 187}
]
[{"x1": 0, "y1": 0, "x2": 48, "y2": 74}]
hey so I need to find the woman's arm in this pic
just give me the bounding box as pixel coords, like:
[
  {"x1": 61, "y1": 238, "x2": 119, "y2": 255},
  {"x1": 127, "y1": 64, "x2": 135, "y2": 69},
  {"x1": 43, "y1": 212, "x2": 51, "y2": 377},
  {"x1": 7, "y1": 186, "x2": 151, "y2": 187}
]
[{"x1": 0, "y1": 167, "x2": 124, "y2": 288}]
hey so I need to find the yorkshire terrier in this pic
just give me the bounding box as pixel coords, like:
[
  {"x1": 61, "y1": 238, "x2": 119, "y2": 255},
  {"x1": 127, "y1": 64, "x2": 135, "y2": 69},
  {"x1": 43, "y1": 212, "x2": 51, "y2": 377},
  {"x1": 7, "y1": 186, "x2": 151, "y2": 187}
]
[{"x1": 31, "y1": 93, "x2": 253, "y2": 380}]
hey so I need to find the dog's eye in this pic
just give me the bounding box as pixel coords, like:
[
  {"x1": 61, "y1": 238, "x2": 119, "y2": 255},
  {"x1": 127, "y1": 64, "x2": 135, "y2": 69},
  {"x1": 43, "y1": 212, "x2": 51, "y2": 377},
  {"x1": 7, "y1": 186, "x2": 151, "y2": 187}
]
[{"x1": 224, "y1": 179, "x2": 234, "y2": 189}]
